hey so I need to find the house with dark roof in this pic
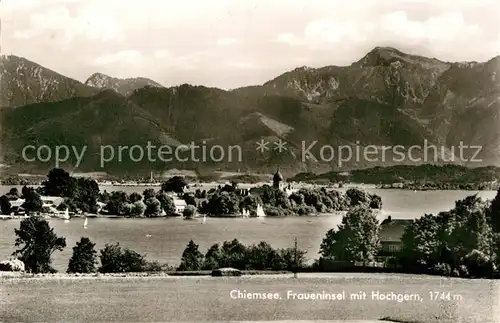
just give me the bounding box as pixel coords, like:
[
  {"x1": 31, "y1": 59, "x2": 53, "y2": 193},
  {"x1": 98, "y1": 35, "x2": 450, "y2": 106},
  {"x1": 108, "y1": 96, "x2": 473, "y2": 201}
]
[{"x1": 378, "y1": 216, "x2": 413, "y2": 257}]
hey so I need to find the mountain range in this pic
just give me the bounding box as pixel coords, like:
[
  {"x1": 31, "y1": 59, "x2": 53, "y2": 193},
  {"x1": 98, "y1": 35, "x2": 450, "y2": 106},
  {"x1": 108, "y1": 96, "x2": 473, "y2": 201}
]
[{"x1": 0, "y1": 47, "x2": 499, "y2": 176}]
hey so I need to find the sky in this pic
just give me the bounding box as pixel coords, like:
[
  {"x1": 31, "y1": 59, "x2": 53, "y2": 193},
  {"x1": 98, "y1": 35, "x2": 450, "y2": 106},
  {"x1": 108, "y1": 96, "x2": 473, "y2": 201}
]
[{"x1": 1, "y1": 0, "x2": 500, "y2": 89}]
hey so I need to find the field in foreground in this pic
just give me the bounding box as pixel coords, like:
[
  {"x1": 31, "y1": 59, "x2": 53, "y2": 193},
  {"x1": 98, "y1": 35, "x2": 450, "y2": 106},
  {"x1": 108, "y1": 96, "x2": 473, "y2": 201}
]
[{"x1": 0, "y1": 273, "x2": 497, "y2": 322}]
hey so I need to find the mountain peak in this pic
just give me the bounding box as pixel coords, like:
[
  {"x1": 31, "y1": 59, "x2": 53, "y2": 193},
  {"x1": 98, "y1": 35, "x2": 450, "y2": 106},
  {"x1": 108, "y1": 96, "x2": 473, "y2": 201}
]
[
  {"x1": 85, "y1": 72, "x2": 115, "y2": 88},
  {"x1": 356, "y1": 46, "x2": 411, "y2": 67},
  {"x1": 0, "y1": 55, "x2": 97, "y2": 107},
  {"x1": 355, "y1": 46, "x2": 450, "y2": 72},
  {"x1": 84, "y1": 73, "x2": 164, "y2": 96}
]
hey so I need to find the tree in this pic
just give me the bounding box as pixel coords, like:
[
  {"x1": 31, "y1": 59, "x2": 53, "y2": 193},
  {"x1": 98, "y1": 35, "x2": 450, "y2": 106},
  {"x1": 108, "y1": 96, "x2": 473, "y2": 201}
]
[
  {"x1": 345, "y1": 188, "x2": 369, "y2": 207},
  {"x1": 67, "y1": 237, "x2": 98, "y2": 273},
  {"x1": 178, "y1": 240, "x2": 204, "y2": 271},
  {"x1": 276, "y1": 247, "x2": 307, "y2": 271},
  {"x1": 142, "y1": 189, "x2": 156, "y2": 200},
  {"x1": 240, "y1": 194, "x2": 262, "y2": 214},
  {"x1": 130, "y1": 201, "x2": 146, "y2": 217},
  {"x1": 98, "y1": 243, "x2": 147, "y2": 273},
  {"x1": 156, "y1": 192, "x2": 176, "y2": 215},
  {"x1": 105, "y1": 191, "x2": 129, "y2": 215},
  {"x1": 12, "y1": 217, "x2": 66, "y2": 273},
  {"x1": 447, "y1": 195, "x2": 492, "y2": 259},
  {"x1": 21, "y1": 188, "x2": 43, "y2": 213},
  {"x1": 319, "y1": 205, "x2": 380, "y2": 263},
  {"x1": 183, "y1": 205, "x2": 197, "y2": 219},
  {"x1": 100, "y1": 191, "x2": 111, "y2": 204},
  {"x1": 245, "y1": 241, "x2": 279, "y2": 270},
  {"x1": 98, "y1": 243, "x2": 124, "y2": 273},
  {"x1": 182, "y1": 193, "x2": 196, "y2": 206},
  {"x1": 202, "y1": 243, "x2": 223, "y2": 269},
  {"x1": 487, "y1": 188, "x2": 500, "y2": 232},
  {"x1": 8, "y1": 187, "x2": 19, "y2": 198},
  {"x1": 462, "y1": 249, "x2": 496, "y2": 278},
  {"x1": 398, "y1": 194, "x2": 494, "y2": 275},
  {"x1": 129, "y1": 192, "x2": 142, "y2": 203},
  {"x1": 204, "y1": 192, "x2": 241, "y2": 215},
  {"x1": 261, "y1": 186, "x2": 290, "y2": 208},
  {"x1": 42, "y1": 168, "x2": 75, "y2": 197},
  {"x1": 72, "y1": 177, "x2": 100, "y2": 213},
  {"x1": 121, "y1": 249, "x2": 147, "y2": 272},
  {"x1": 369, "y1": 194, "x2": 382, "y2": 209},
  {"x1": 220, "y1": 239, "x2": 247, "y2": 269},
  {"x1": 399, "y1": 213, "x2": 442, "y2": 269},
  {"x1": 161, "y1": 176, "x2": 187, "y2": 193},
  {"x1": 21, "y1": 185, "x2": 28, "y2": 198},
  {"x1": 0, "y1": 195, "x2": 11, "y2": 215},
  {"x1": 144, "y1": 197, "x2": 162, "y2": 217}
]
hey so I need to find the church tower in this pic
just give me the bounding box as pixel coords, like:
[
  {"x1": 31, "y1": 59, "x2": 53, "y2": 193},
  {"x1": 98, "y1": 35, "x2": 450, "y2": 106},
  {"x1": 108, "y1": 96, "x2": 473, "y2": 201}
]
[{"x1": 272, "y1": 168, "x2": 285, "y2": 190}]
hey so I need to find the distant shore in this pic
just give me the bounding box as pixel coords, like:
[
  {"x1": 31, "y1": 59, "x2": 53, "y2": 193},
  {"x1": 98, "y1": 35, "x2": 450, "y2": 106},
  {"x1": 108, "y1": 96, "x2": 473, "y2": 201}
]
[{"x1": 2, "y1": 182, "x2": 497, "y2": 192}]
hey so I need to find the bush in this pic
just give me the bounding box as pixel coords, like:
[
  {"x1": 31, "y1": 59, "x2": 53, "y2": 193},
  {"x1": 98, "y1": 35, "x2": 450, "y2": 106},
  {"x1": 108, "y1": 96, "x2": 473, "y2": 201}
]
[
  {"x1": 211, "y1": 268, "x2": 241, "y2": 276},
  {"x1": 98, "y1": 243, "x2": 147, "y2": 273},
  {"x1": 0, "y1": 258, "x2": 25, "y2": 272},
  {"x1": 183, "y1": 205, "x2": 197, "y2": 218},
  {"x1": 462, "y1": 249, "x2": 495, "y2": 278},
  {"x1": 143, "y1": 261, "x2": 173, "y2": 272},
  {"x1": 432, "y1": 263, "x2": 452, "y2": 276},
  {"x1": 264, "y1": 206, "x2": 291, "y2": 216},
  {"x1": 182, "y1": 239, "x2": 307, "y2": 271}
]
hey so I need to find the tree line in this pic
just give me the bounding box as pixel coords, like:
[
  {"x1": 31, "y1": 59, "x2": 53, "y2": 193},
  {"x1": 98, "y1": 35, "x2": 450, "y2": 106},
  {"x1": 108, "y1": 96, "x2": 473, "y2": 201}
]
[
  {"x1": 316, "y1": 190, "x2": 500, "y2": 278},
  {"x1": 4, "y1": 188, "x2": 500, "y2": 278},
  {"x1": 7, "y1": 215, "x2": 308, "y2": 274},
  {"x1": 0, "y1": 168, "x2": 382, "y2": 217}
]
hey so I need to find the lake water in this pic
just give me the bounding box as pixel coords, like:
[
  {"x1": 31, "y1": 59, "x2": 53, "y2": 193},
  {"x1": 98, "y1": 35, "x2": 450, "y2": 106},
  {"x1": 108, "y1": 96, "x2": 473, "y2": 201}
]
[{"x1": 0, "y1": 184, "x2": 497, "y2": 272}]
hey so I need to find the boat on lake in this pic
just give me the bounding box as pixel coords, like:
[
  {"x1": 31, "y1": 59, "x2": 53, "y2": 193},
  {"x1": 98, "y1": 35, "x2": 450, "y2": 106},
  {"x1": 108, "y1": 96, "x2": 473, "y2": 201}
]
[{"x1": 256, "y1": 204, "x2": 266, "y2": 217}]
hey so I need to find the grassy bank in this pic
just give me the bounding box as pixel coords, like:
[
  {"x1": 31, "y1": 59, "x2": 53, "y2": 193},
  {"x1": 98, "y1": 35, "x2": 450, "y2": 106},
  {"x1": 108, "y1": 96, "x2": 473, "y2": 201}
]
[
  {"x1": 0, "y1": 273, "x2": 496, "y2": 322},
  {"x1": 0, "y1": 270, "x2": 291, "y2": 279}
]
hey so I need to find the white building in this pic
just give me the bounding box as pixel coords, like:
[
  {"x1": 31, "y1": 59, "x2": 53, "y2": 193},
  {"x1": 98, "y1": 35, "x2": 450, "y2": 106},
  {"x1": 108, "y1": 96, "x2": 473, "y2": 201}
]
[
  {"x1": 41, "y1": 196, "x2": 64, "y2": 208},
  {"x1": 174, "y1": 199, "x2": 187, "y2": 214},
  {"x1": 9, "y1": 199, "x2": 25, "y2": 208}
]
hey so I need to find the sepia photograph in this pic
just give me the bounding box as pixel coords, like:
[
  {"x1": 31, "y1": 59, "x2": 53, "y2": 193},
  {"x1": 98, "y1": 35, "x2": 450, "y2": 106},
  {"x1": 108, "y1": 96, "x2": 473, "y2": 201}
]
[{"x1": 0, "y1": 0, "x2": 499, "y2": 322}]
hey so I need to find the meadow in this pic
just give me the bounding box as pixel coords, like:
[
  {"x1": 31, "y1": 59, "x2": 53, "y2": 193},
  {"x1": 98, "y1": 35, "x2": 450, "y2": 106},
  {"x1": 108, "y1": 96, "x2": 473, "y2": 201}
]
[{"x1": 0, "y1": 273, "x2": 497, "y2": 322}]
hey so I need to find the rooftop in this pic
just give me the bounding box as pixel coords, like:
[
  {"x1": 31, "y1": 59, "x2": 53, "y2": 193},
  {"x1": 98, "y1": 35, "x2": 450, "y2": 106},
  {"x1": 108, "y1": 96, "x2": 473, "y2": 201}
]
[
  {"x1": 174, "y1": 199, "x2": 187, "y2": 206},
  {"x1": 41, "y1": 196, "x2": 64, "y2": 202},
  {"x1": 379, "y1": 217, "x2": 413, "y2": 242}
]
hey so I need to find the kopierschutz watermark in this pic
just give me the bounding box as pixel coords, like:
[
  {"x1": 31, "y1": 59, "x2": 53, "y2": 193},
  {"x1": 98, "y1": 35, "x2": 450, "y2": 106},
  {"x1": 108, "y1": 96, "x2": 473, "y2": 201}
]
[
  {"x1": 20, "y1": 139, "x2": 483, "y2": 168},
  {"x1": 21, "y1": 141, "x2": 243, "y2": 168},
  {"x1": 301, "y1": 140, "x2": 483, "y2": 166}
]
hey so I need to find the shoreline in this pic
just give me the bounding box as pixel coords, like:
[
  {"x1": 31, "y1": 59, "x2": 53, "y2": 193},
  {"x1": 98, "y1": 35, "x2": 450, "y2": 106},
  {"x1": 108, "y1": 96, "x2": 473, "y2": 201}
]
[
  {"x1": 0, "y1": 271, "x2": 465, "y2": 280},
  {"x1": 1, "y1": 182, "x2": 497, "y2": 192}
]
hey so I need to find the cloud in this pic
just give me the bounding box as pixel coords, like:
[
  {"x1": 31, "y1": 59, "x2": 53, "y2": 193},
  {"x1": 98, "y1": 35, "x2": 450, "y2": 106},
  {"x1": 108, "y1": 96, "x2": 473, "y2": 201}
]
[
  {"x1": 92, "y1": 50, "x2": 143, "y2": 66},
  {"x1": 304, "y1": 19, "x2": 360, "y2": 47},
  {"x1": 2, "y1": 0, "x2": 499, "y2": 89},
  {"x1": 216, "y1": 37, "x2": 239, "y2": 46},
  {"x1": 226, "y1": 62, "x2": 256, "y2": 69},
  {"x1": 153, "y1": 50, "x2": 171, "y2": 59},
  {"x1": 276, "y1": 33, "x2": 301, "y2": 46},
  {"x1": 11, "y1": 4, "x2": 124, "y2": 45},
  {"x1": 379, "y1": 11, "x2": 479, "y2": 42}
]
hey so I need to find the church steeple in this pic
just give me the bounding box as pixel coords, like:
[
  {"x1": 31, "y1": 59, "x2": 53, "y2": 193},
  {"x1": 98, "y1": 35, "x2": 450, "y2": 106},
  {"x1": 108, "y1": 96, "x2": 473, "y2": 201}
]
[{"x1": 273, "y1": 168, "x2": 284, "y2": 189}]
